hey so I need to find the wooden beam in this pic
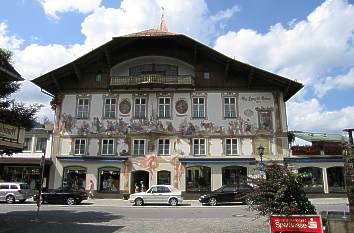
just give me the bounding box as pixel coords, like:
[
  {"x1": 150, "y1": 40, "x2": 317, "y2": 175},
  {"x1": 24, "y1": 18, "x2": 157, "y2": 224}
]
[
  {"x1": 73, "y1": 64, "x2": 82, "y2": 81},
  {"x1": 247, "y1": 68, "x2": 254, "y2": 87},
  {"x1": 104, "y1": 46, "x2": 111, "y2": 67},
  {"x1": 52, "y1": 74, "x2": 60, "y2": 90}
]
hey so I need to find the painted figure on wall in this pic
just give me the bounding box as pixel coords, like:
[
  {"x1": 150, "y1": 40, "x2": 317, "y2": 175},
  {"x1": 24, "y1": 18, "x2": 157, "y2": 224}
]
[
  {"x1": 180, "y1": 119, "x2": 196, "y2": 135},
  {"x1": 200, "y1": 120, "x2": 214, "y2": 133},
  {"x1": 77, "y1": 121, "x2": 90, "y2": 135},
  {"x1": 92, "y1": 117, "x2": 104, "y2": 133},
  {"x1": 132, "y1": 154, "x2": 158, "y2": 179},
  {"x1": 60, "y1": 113, "x2": 76, "y2": 134}
]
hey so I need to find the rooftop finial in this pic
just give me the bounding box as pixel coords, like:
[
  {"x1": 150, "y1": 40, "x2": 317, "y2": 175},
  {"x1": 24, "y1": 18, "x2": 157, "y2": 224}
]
[{"x1": 159, "y1": 6, "x2": 168, "y2": 32}]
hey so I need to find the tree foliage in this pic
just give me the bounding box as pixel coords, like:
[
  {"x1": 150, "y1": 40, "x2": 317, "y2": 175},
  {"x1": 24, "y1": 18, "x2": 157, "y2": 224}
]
[{"x1": 247, "y1": 164, "x2": 316, "y2": 217}]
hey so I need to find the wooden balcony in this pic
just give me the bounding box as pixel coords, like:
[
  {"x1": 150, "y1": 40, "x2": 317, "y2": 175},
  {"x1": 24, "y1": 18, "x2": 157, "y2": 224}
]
[{"x1": 110, "y1": 74, "x2": 194, "y2": 87}]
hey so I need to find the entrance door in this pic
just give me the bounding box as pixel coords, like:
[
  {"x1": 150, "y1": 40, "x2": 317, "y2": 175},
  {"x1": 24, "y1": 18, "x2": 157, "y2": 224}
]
[{"x1": 131, "y1": 170, "x2": 149, "y2": 193}]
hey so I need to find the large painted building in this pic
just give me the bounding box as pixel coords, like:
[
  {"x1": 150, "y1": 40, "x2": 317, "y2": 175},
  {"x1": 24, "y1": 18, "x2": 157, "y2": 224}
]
[{"x1": 32, "y1": 24, "x2": 302, "y2": 197}]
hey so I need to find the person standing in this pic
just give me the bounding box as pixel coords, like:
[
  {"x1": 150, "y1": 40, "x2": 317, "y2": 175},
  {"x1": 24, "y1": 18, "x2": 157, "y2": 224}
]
[
  {"x1": 88, "y1": 180, "x2": 94, "y2": 200},
  {"x1": 140, "y1": 181, "x2": 146, "y2": 192}
]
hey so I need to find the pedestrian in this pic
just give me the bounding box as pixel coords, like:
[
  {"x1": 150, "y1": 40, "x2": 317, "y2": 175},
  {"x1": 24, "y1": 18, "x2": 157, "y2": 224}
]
[
  {"x1": 88, "y1": 180, "x2": 94, "y2": 200},
  {"x1": 135, "y1": 183, "x2": 140, "y2": 193},
  {"x1": 140, "y1": 181, "x2": 146, "y2": 192}
]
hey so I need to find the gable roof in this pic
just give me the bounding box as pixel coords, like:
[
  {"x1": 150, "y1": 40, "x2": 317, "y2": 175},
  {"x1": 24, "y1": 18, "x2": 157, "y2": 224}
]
[
  {"x1": 0, "y1": 57, "x2": 23, "y2": 81},
  {"x1": 32, "y1": 28, "x2": 303, "y2": 100}
]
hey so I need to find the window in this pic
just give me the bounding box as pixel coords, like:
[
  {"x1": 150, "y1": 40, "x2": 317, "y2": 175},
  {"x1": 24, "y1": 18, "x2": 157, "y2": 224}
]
[
  {"x1": 102, "y1": 139, "x2": 114, "y2": 155},
  {"x1": 0, "y1": 185, "x2": 9, "y2": 190},
  {"x1": 158, "y1": 97, "x2": 171, "y2": 118},
  {"x1": 186, "y1": 166, "x2": 211, "y2": 192},
  {"x1": 104, "y1": 98, "x2": 116, "y2": 118},
  {"x1": 10, "y1": 185, "x2": 17, "y2": 189},
  {"x1": 62, "y1": 167, "x2": 87, "y2": 191},
  {"x1": 222, "y1": 166, "x2": 247, "y2": 186},
  {"x1": 134, "y1": 98, "x2": 146, "y2": 118},
  {"x1": 96, "y1": 73, "x2": 102, "y2": 82},
  {"x1": 74, "y1": 139, "x2": 86, "y2": 155},
  {"x1": 98, "y1": 168, "x2": 120, "y2": 193},
  {"x1": 158, "y1": 139, "x2": 170, "y2": 155},
  {"x1": 192, "y1": 97, "x2": 205, "y2": 118},
  {"x1": 157, "y1": 171, "x2": 171, "y2": 185},
  {"x1": 35, "y1": 137, "x2": 47, "y2": 152},
  {"x1": 77, "y1": 98, "x2": 89, "y2": 119},
  {"x1": 203, "y1": 72, "x2": 210, "y2": 80},
  {"x1": 224, "y1": 97, "x2": 236, "y2": 118},
  {"x1": 225, "y1": 138, "x2": 238, "y2": 155},
  {"x1": 133, "y1": 139, "x2": 145, "y2": 156},
  {"x1": 193, "y1": 138, "x2": 206, "y2": 156},
  {"x1": 23, "y1": 138, "x2": 32, "y2": 151}
]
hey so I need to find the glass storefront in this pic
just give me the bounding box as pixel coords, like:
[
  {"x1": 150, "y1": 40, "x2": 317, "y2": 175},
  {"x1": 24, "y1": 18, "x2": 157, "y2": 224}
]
[
  {"x1": 298, "y1": 167, "x2": 323, "y2": 193},
  {"x1": 157, "y1": 170, "x2": 171, "y2": 185},
  {"x1": 62, "y1": 166, "x2": 87, "y2": 191},
  {"x1": 98, "y1": 167, "x2": 120, "y2": 192},
  {"x1": 222, "y1": 166, "x2": 247, "y2": 186},
  {"x1": 1, "y1": 166, "x2": 41, "y2": 190},
  {"x1": 186, "y1": 166, "x2": 211, "y2": 192},
  {"x1": 327, "y1": 166, "x2": 345, "y2": 193}
]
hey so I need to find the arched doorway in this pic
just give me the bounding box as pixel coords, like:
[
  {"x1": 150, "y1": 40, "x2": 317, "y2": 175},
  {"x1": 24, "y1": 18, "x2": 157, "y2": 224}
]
[
  {"x1": 222, "y1": 166, "x2": 247, "y2": 186},
  {"x1": 131, "y1": 170, "x2": 149, "y2": 193}
]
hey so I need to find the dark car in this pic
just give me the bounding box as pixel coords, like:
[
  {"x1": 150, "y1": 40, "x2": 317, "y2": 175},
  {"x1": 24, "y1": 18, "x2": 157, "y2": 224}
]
[
  {"x1": 34, "y1": 187, "x2": 88, "y2": 205},
  {"x1": 199, "y1": 184, "x2": 253, "y2": 206}
]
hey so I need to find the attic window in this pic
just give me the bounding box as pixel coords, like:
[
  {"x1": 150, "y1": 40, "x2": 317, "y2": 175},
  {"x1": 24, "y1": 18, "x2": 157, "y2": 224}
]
[
  {"x1": 96, "y1": 72, "x2": 102, "y2": 82},
  {"x1": 203, "y1": 72, "x2": 210, "y2": 80}
]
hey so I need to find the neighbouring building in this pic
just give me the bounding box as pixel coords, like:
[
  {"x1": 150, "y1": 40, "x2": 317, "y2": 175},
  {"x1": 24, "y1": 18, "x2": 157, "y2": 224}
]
[
  {"x1": 0, "y1": 123, "x2": 53, "y2": 189},
  {"x1": 287, "y1": 131, "x2": 346, "y2": 195},
  {"x1": 32, "y1": 21, "x2": 303, "y2": 198},
  {"x1": 0, "y1": 51, "x2": 25, "y2": 153}
]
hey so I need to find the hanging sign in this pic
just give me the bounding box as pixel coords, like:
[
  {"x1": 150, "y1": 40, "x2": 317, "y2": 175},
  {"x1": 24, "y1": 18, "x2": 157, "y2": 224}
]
[{"x1": 270, "y1": 215, "x2": 323, "y2": 233}]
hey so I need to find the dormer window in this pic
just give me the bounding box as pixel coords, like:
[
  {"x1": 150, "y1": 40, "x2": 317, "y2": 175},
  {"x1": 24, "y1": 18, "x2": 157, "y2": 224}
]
[
  {"x1": 129, "y1": 64, "x2": 178, "y2": 76},
  {"x1": 96, "y1": 72, "x2": 102, "y2": 82}
]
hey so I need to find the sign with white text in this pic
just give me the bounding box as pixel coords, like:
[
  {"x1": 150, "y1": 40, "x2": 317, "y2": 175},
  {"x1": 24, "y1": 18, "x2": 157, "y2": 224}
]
[{"x1": 270, "y1": 215, "x2": 323, "y2": 233}]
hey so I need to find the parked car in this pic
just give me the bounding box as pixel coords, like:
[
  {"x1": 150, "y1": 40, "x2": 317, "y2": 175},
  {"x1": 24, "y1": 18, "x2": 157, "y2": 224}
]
[
  {"x1": 129, "y1": 185, "x2": 183, "y2": 206},
  {"x1": 34, "y1": 187, "x2": 88, "y2": 205},
  {"x1": 199, "y1": 184, "x2": 253, "y2": 206},
  {"x1": 0, "y1": 182, "x2": 33, "y2": 204}
]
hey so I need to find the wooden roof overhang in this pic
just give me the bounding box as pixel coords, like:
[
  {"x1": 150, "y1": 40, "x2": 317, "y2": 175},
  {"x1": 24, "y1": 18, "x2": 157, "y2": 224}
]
[{"x1": 32, "y1": 31, "x2": 303, "y2": 101}]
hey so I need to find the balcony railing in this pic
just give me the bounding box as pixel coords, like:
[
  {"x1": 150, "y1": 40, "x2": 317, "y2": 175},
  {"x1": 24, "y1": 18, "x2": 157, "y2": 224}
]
[{"x1": 110, "y1": 74, "x2": 194, "y2": 87}]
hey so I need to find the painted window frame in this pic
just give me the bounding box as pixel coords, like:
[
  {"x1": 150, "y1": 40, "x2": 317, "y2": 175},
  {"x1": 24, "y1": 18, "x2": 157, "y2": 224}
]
[
  {"x1": 158, "y1": 97, "x2": 171, "y2": 118},
  {"x1": 35, "y1": 137, "x2": 47, "y2": 152},
  {"x1": 192, "y1": 97, "x2": 206, "y2": 118},
  {"x1": 76, "y1": 97, "x2": 90, "y2": 119},
  {"x1": 134, "y1": 97, "x2": 147, "y2": 119},
  {"x1": 103, "y1": 98, "x2": 117, "y2": 119},
  {"x1": 193, "y1": 138, "x2": 207, "y2": 156},
  {"x1": 133, "y1": 139, "x2": 145, "y2": 156},
  {"x1": 23, "y1": 137, "x2": 32, "y2": 152},
  {"x1": 223, "y1": 97, "x2": 237, "y2": 118},
  {"x1": 74, "y1": 138, "x2": 87, "y2": 156},
  {"x1": 101, "y1": 139, "x2": 115, "y2": 156},
  {"x1": 158, "y1": 138, "x2": 170, "y2": 156}
]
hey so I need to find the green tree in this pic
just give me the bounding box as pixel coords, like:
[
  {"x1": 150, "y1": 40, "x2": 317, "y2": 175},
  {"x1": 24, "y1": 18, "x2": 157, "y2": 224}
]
[
  {"x1": 247, "y1": 164, "x2": 316, "y2": 217},
  {"x1": 0, "y1": 48, "x2": 41, "y2": 155}
]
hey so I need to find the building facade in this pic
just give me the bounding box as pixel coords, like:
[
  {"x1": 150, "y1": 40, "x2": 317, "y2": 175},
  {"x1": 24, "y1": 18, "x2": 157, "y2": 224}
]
[
  {"x1": 287, "y1": 131, "x2": 346, "y2": 195},
  {"x1": 32, "y1": 28, "x2": 302, "y2": 197}
]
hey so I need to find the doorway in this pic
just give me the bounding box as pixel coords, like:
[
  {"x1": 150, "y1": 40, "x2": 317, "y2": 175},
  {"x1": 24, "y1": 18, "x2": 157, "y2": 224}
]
[{"x1": 131, "y1": 170, "x2": 149, "y2": 193}]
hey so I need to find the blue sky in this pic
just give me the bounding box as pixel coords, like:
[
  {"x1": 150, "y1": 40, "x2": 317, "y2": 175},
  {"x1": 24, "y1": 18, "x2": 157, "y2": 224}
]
[{"x1": 1, "y1": 0, "x2": 354, "y2": 133}]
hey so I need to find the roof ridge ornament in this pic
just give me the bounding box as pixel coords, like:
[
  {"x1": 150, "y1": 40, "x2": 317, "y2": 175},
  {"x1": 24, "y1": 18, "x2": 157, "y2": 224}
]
[{"x1": 158, "y1": 6, "x2": 168, "y2": 32}]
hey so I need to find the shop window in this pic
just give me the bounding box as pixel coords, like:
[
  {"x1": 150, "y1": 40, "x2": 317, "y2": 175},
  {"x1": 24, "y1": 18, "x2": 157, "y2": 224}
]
[
  {"x1": 222, "y1": 166, "x2": 247, "y2": 186},
  {"x1": 62, "y1": 167, "x2": 87, "y2": 191},
  {"x1": 3, "y1": 166, "x2": 41, "y2": 190},
  {"x1": 35, "y1": 138, "x2": 47, "y2": 152},
  {"x1": 157, "y1": 170, "x2": 171, "y2": 185},
  {"x1": 186, "y1": 166, "x2": 211, "y2": 192},
  {"x1": 158, "y1": 139, "x2": 170, "y2": 156},
  {"x1": 298, "y1": 167, "x2": 323, "y2": 193},
  {"x1": 225, "y1": 138, "x2": 238, "y2": 155},
  {"x1": 327, "y1": 167, "x2": 345, "y2": 193},
  {"x1": 98, "y1": 168, "x2": 120, "y2": 193}
]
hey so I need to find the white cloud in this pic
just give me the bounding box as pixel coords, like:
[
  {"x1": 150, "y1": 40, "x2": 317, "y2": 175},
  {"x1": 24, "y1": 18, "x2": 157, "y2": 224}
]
[
  {"x1": 37, "y1": 0, "x2": 102, "y2": 19},
  {"x1": 0, "y1": 22, "x2": 23, "y2": 50},
  {"x1": 287, "y1": 98, "x2": 354, "y2": 132},
  {"x1": 314, "y1": 68, "x2": 354, "y2": 97},
  {"x1": 214, "y1": 0, "x2": 354, "y2": 89},
  {"x1": 210, "y1": 5, "x2": 240, "y2": 22}
]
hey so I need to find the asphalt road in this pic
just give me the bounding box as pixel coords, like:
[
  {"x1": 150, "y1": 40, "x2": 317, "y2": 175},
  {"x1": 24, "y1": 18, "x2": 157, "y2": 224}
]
[{"x1": 0, "y1": 201, "x2": 348, "y2": 233}]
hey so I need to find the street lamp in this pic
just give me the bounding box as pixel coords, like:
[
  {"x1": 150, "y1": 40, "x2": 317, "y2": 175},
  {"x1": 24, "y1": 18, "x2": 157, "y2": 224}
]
[{"x1": 257, "y1": 145, "x2": 265, "y2": 177}]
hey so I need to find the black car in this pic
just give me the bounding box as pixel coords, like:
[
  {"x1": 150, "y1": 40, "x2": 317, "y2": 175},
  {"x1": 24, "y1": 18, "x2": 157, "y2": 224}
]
[
  {"x1": 199, "y1": 184, "x2": 253, "y2": 206},
  {"x1": 34, "y1": 187, "x2": 88, "y2": 205}
]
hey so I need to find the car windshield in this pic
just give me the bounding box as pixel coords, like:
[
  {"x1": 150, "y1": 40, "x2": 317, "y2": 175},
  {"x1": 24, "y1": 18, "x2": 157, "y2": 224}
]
[{"x1": 20, "y1": 184, "x2": 29, "y2": 189}]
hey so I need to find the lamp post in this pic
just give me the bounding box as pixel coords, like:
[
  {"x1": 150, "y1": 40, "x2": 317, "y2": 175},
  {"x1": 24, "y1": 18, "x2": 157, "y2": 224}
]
[
  {"x1": 36, "y1": 148, "x2": 46, "y2": 217},
  {"x1": 257, "y1": 145, "x2": 265, "y2": 178}
]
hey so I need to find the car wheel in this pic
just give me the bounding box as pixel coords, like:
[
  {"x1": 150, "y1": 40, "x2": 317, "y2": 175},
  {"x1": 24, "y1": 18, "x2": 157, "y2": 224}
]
[
  {"x1": 209, "y1": 197, "x2": 217, "y2": 206},
  {"x1": 169, "y1": 198, "x2": 178, "y2": 206},
  {"x1": 19, "y1": 199, "x2": 26, "y2": 204},
  {"x1": 6, "y1": 195, "x2": 15, "y2": 204},
  {"x1": 134, "y1": 198, "x2": 144, "y2": 206},
  {"x1": 66, "y1": 197, "x2": 76, "y2": 205}
]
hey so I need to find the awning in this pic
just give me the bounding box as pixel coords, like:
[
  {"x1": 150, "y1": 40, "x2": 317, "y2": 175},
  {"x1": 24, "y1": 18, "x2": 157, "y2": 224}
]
[
  {"x1": 0, "y1": 157, "x2": 52, "y2": 165},
  {"x1": 57, "y1": 156, "x2": 128, "y2": 163},
  {"x1": 284, "y1": 156, "x2": 344, "y2": 163},
  {"x1": 179, "y1": 157, "x2": 256, "y2": 164}
]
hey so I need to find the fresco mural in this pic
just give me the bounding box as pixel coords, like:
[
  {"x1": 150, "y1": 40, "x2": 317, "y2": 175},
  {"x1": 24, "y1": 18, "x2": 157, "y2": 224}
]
[
  {"x1": 161, "y1": 155, "x2": 185, "y2": 188},
  {"x1": 60, "y1": 113, "x2": 76, "y2": 134},
  {"x1": 131, "y1": 154, "x2": 158, "y2": 181}
]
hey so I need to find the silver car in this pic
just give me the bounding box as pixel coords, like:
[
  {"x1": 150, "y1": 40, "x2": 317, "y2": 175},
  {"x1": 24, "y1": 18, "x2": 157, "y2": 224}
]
[
  {"x1": 0, "y1": 182, "x2": 33, "y2": 204},
  {"x1": 129, "y1": 185, "x2": 183, "y2": 206}
]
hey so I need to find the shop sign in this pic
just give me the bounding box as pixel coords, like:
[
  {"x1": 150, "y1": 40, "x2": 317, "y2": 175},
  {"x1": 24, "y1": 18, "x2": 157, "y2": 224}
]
[
  {"x1": 270, "y1": 215, "x2": 323, "y2": 233},
  {"x1": 0, "y1": 123, "x2": 19, "y2": 140}
]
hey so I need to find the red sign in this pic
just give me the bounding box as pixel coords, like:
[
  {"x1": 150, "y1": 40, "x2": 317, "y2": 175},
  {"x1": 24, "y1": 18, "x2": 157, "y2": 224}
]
[{"x1": 270, "y1": 215, "x2": 323, "y2": 233}]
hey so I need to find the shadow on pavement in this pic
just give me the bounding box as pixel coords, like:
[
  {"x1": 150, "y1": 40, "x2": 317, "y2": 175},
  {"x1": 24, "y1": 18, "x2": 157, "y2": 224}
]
[{"x1": 0, "y1": 210, "x2": 124, "y2": 233}]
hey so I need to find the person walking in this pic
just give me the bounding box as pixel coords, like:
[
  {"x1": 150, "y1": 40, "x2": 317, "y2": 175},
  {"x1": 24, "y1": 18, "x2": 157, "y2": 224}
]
[{"x1": 88, "y1": 180, "x2": 94, "y2": 200}]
